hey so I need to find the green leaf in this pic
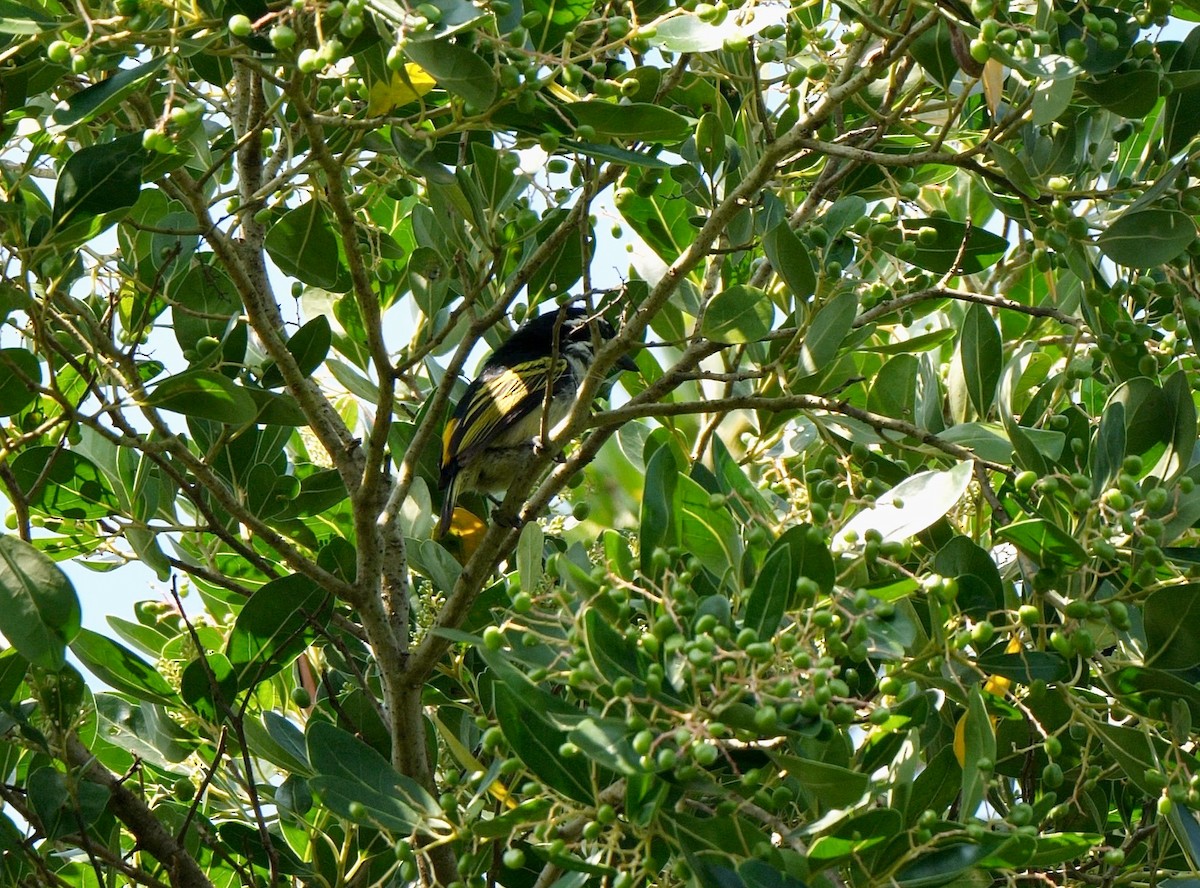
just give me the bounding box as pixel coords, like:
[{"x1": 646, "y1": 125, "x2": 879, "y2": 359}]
[
  {"x1": 701, "y1": 285, "x2": 773, "y2": 343},
  {"x1": 0, "y1": 0, "x2": 53, "y2": 33},
  {"x1": 1021, "y1": 833, "x2": 1107, "y2": 867},
  {"x1": 1097, "y1": 208, "x2": 1197, "y2": 268},
  {"x1": 70, "y1": 628, "x2": 178, "y2": 706},
  {"x1": 879, "y1": 218, "x2": 1009, "y2": 274},
  {"x1": 774, "y1": 523, "x2": 835, "y2": 594},
  {"x1": 771, "y1": 754, "x2": 870, "y2": 809},
  {"x1": 526, "y1": 209, "x2": 589, "y2": 301},
  {"x1": 262, "y1": 316, "x2": 333, "y2": 388},
  {"x1": 974, "y1": 648, "x2": 1070, "y2": 684},
  {"x1": 11, "y1": 447, "x2": 122, "y2": 520},
  {"x1": 864, "y1": 327, "x2": 957, "y2": 355},
  {"x1": 1165, "y1": 26, "x2": 1200, "y2": 157},
  {"x1": 797, "y1": 291, "x2": 858, "y2": 378},
  {"x1": 807, "y1": 810, "x2": 901, "y2": 866},
  {"x1": 0, "y1": 349, "x2": 39, "y2": 417},
  {"x1": 567, "y1": 102, "x2": 691, "y2": 143},
  {"x1": 226, "y1": 574, "x2": 332, "y2": 690},
  {"x1": 246, "y1": 387, "x2": 309, "y2": 426},
  {"x1": 0, "y1": 535, "x2": 80, "y2": 671},
  {"x1": 868, "y1": 354, "x2": 918, "y2": 422},
  {"x1": 959, "y1": 303, "x2": 1001, "y2": 418},
  {"x1": 143, "y1": 370, "x2": 258, "y2": 424},
  {"x1": 615, "y1": 170, "x2": 695, "y2": 262},
  {"x1": 897, "y1": 841, "x2": 1000, "y2": 888},
  {"x1": 1088, "y1": 720, "x2": 1171, "y2": 794},
  {"x1": 493, "y1": 682, "x2": 594, "y2": 803},
  {"x1": 170, "y1": 262, "x2": 243, "y2": 352},
  {"x1": 960, "y1": 684, "x2": 995, "y2": 816},
  {"x1": 1150, "y1": 370, "x2": 1196, "y2": 482},
  {"x1": 307, "y1": 720, "x2": 445, "y2": 833},
  {"x1": 404, "y1": 39, "x2": 498, "y2": 108},
  {"x1": 1090, "y1": 400, "x2": 1126, "y2": 496},
  {"x1": 933, "y1": 535, "x2": 1002, "y2": 619},
  {"x1": 910, "y1": 18, "x2": 957, "y2": 87},
  {"x1": 472, "y1": 798, "x2": 555, "y2": 840},
  {"x1": 179, "y1": 651, "x2": 237, "y2": 722},
  {"x1": 1109, "y1": 666, "x2": 1200, "y2": 724},
  {"x1": 249, "y1": 711, "x2": 313, "y2": 775},
  {"x1": 640, "y1": 443, "x2": 681, "y2": 574},
  {"x1": 583, "y1": 608, "x2": 645, "y2": 689},
  {"x1": 837, "y1": 462, "x2": 973, "y2": 548},
  {"x1": 52, "y1": 133, "x2": 147, "y2": 228},
  {"x1": 742, "y1": 545, "x2": 791, "y2": 638},
  {"x1": 517, "y1": 522, "x2": 544, "y2": 604},
  {"x1": 522, "y1": 0, "x2": 590, "y2": 50},
  {"x1": 568, "y1": 717, "x2": 642, "y2": 775},
  {"x1": 1144, "y1": 584, "x2": 1200, "y2": 670},
  {"x1": 1078, "y1": 69, "x2": 1162, "y2": 117},
  {"x1": 52, "y1": 57, "x2": 169, "y2": 128},
  {"x1": 264, "y1": 201, "x2": 351, "y2": 291},
  {"x1": 996, "y1": 519, "x2": 1087, "y2": 569},
  {"x1": 762, "y1": 222, "x2": 816, "y2": 301},
  {"x1": 28, "y1": 767, "x2": 109, "y2": 840}
]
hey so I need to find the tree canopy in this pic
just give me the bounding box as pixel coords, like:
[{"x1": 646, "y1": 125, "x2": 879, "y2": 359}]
[{"x1": 3, "y1": 0, "x2": 1200, "y2": 885}]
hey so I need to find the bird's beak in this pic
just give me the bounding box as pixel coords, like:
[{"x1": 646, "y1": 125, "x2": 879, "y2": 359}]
[{"x1": 616, "y1": 353, "x2": 638, "y2": 373}]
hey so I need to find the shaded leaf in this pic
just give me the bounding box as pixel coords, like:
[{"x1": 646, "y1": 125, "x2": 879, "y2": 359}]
[
  {"x1": 762, "y1": 222, "x2": 816, "y2": 301},
  {"x1": 1144, "y1": 584, "x2": 1200, "y2": 670},
  {"x1": 11, "y1": 447, "x2": 122, "y2": 520},
  {"x1": 262, "y1": 316, "x2": 332, "y2": 388},
  {"x1": 307, "y1": 720, "x2": 444, "y2": 833},
  {"x1": 960, "y1": 303, "x2": 1001, "y2": 418},
  {"x1": 70, "y1": 628, "x2": 178, "y2": 706},
  {"x1": 143, "y1": 370, "x2": 258, "y2": 424},
  {"x1": 797, "y1": 292, "x2": 858, "y2": 379},
  {"x1": 879, "y1": 218, "x2": 1008, "y2": 274},
  {"x1": 0, "y1": 536, "x2": 80, "y2": 671},
  {"x1": 0, "y1": 349, "x2": 40, "y2": 417},
  {"x1": 742, "y1": 545, "x2": 791, "y2": 638},
  {"x1": 52, "y1": 57, "x2": 168, "y2": 128},
  {"x1": 702, "y1": 285, "x2": 773, "y2": 343},
  {"x1": 52, "y1": 133, "x2": 146, "y2": 228},
  {"x1": 226, "y1": 574, "x2": 332, "y2": 690},
  {"x1": 265, "y1": 201, "x2": 351, "y2": 291}
]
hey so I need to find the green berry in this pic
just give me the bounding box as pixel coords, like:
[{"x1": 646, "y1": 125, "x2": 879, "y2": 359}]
[
  {"x1": 270, "y1": 24, "x2": 298, "y2": 49},
  {"x1": 47, "y1": 40, "x2": 72, "y2": 64},
  {"x1": 228, "y1": 13, "x2": 254, "y2": 36}
]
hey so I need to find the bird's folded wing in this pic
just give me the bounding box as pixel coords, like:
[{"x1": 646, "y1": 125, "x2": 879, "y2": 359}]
[{"x1": 442, "y1": 356, "x2": 566, "y2": 465}]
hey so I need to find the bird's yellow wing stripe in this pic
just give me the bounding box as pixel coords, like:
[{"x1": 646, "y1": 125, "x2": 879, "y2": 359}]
[{"x1": 442, "y1": 357, "x2": 563, "y2": 464}]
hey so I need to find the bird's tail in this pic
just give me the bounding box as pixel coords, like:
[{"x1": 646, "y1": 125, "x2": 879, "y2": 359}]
[{"x1": 435, "y1": 472, "x2": 459, "y2": 539}]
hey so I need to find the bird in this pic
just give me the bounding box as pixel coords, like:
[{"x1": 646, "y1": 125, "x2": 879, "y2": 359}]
[{"x1": 435, "y1": 307, "x2": 636, "y2": 538}]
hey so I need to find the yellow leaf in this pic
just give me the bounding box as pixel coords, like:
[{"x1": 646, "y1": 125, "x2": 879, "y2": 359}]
[
  {"x1": 982, "y1": 59, "x2": 1004, "y2": 117},
  {"x1": 367, "y1": 64, "x2": 436, "y2": 116}
]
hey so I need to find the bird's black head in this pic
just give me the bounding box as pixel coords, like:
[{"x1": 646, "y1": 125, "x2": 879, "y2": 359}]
[{"x1": 485, "y1": 307, "x2": 619, "y2": 370}]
